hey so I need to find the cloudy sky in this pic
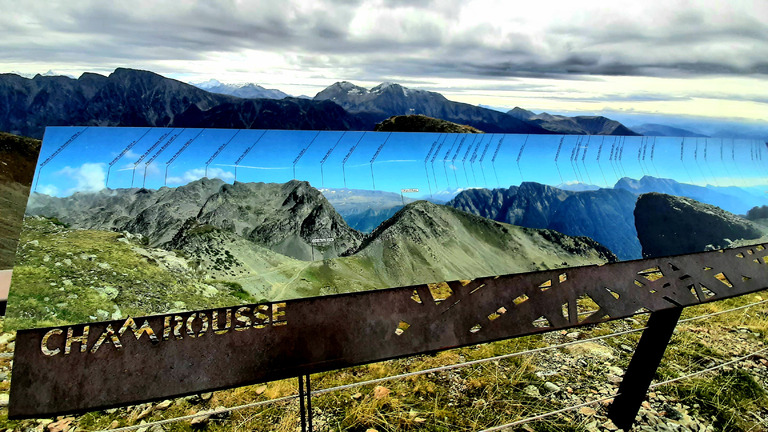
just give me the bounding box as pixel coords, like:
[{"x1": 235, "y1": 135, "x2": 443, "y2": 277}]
[{"x1": 3, "y1": 0, "x2": 767, "y2": 122}]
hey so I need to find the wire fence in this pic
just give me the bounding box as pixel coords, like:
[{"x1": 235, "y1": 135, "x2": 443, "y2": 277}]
[{"x1": 95, "y1": 296, "x2": 768, "y2": 432}]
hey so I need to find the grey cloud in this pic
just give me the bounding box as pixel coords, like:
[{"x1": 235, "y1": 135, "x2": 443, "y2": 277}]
[{"x1": 2, "y1": 0, "x2": 768, "y2": 84}]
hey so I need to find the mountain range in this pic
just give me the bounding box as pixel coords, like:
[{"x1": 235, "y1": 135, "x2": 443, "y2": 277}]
[
  {"x1": 507, "y1": 107, "x2": 639, "y2": 136},
  {"x1": 319, "y1": 187, "x2": 417, "y2": 233},
  {"x1": 446, "y1": 175, "x2": 767, "y2": 261},
  {"x1": 0, "y1": 68, "x2": 640, "y2": 139},
  {"x1": 25, "y1": 178, "x2": 616, "y2": 300},
  {"x1": 615, "y1": 176, "x2": 764, "y2": 215},
  {"x1": 26, "y1": 179, "x2": 363, "y2": 261},
  {"x1": 629, "y1": 123, "x2": 708, "y2": 138},
  {"x1": 0, "y1": 69, "x2": 362, "y2": 138},
  {"x1": 313, "y1": 81, "x2": 551, "y2": 134},
  {"x1": 448, "y1": 182, "x2": 641, "y2": 260}
]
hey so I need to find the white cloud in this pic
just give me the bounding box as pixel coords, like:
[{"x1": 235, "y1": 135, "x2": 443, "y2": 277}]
[
  {"x1": 37, "y1": 184, "x2": 59, "y2": 196},
  {"x1": 166, "y1": 167, "x2": 235, "y2": 185},
  {"x1": 216, "y1": 164, "x2": 291, "y2": 170},
  {"x1": 56, "y1": 162, "x2": 107, "y2": 194}
]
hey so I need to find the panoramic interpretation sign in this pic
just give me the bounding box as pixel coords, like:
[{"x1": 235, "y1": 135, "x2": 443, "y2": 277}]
[{"x1": 5, "y1": 127, "x2": 768, "y2": 418}]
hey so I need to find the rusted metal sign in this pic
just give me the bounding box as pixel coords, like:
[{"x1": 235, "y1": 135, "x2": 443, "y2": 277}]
[{"x1": 9, "y1": 243, "x2": 768, "y2": 418}]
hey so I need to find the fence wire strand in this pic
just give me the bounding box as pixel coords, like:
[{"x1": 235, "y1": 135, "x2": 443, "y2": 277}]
[
  {"x1": 312, "y1": 326, "x2": 648, "y2": 396},
  {"x1": 476, "y1": 394, "x2": 620, "y2": 432},
  {"x1": 678, "y1": 298, "x2": 768, "y2": 323},
  {"x1": 96, "y1": 395, "x2": 299, "y2": 432},
  {"x1": 313, "y1": 297, "x2": 768, "y2": 396},
  {"x1": 476, "y1": 339, "x2": 768, "y2": 431},
  {"x1": 650, "y1": 347, "x2": 768, "y2": 389},
  {"x1": 93, "y1": 298, "x2": 768, "y2": 432}
]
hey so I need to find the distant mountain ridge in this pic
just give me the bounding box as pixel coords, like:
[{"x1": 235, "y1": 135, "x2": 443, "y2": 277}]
[
  {"x1": 320, "y1": 187, "x2": 416, "y2": 233},
  {"x1": 0, "y1": 69, "x2": 363, "y2": 138},
  {"x1": 507, "y1": 107, "x2": 639, "y2": 136},
  {"x1": 448, "y1": 182, "x2": 641, "y2": 260},
  {"x1": 314, "y1": 81, "x2": 551, "y2": 134},
  {"x1": 447, "y1": 174, "x2": 767, "y2": 260},
  {"x1": 614, "y1": 176, "x2": 764, "y2": 215},
  {"x1": 1, "y1": 68, "x2": 641, "y2": 139},
  {"x1": 194, "y1": 79, "x2": 290, "y2": 99},
  {"x1": 629, "y1": 123, "x2": 708, "y2": 138}
]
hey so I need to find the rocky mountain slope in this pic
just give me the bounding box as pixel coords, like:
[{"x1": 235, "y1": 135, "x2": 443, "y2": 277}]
[
  {"x1": 348, "y1": 200, "x2": 616, "y2": 286},
  {"x1": 374, "y1": 114, "x2": 484, "y2": 133},
  {"x1": 634, "y1": 193, "x2": 766, "y2": 258},
  {"x1": 26, "y1": 179, "x2": 363, "y2": 261},
  {"x1": 507, "y1": 108, "x2": 639, "y2": 136},
  {"x1": 0, "y1": 69, "x2": 227, "y2": 138},
  {"x1": 195, "y1": 180, "x2": 363, "y2": 260},
  {"x1": 0, "y1": 132, "x2": 40, "y2": 269},
  {"x1": 169, "y1": 199, "x2": 618, "y2": 298},
  {"x1": 27, "y1": 178, "x2": 227, "y2": 246},
  {"x1": 171, "y1": 96, "x2": 365, "y2": 130},
  {"x1": 448, "y1": 182, "x2": 641, "y2": 260},
  {"x1": 747, "y1": 205, "x2": 768, "y2": 225},
  {"x1": 314, "y1": 82, "x2": 550, "y2": 134}
]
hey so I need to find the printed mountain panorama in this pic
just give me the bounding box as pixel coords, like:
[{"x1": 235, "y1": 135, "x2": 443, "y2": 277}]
[
  {"x1": 10, "y1": 163, "x2": 768, "y2": 331},
  {"x1": 11, "y1": 176, "x2": 620, "y2": 328}
]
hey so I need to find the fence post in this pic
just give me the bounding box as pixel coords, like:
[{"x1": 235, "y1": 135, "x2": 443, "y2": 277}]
[{"x1": 607, "y1": 307, "x2": 683, "y2": 430}]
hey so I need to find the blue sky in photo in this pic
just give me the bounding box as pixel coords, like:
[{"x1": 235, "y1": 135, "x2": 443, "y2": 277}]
[{"x1": 33, "y1": 127, "x2": 768, "y2": 199}]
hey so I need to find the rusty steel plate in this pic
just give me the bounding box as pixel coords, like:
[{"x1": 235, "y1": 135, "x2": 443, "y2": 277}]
[{"x1": 9, "y1": 243, "x2": 768, "y2": 418}]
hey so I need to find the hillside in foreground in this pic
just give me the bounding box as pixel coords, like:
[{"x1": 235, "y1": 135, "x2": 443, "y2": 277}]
[{"x1": 0, "y1": 132, "x2": 40, "y2": 270}]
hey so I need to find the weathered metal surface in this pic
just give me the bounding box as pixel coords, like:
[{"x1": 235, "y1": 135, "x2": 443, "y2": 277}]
[{"x1": 9, "y1": 243, "x2": 768, "y2": 418}]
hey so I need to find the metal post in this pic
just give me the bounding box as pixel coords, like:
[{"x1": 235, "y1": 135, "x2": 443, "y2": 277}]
[
  {"x1": 305, "y1": 375, "x2": 313, "y2": 432},
  {"x1": 297, "y1": 375, "x2": 313, "y2": 432},
  {"x1": 608, "y1": 307, "x2": 683, "y2": 430},
  {"x1": 298, "y1": 376, "x2": 307, "y2": 432}
]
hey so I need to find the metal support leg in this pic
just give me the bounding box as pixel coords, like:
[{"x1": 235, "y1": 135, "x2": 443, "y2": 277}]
[
  {"x1": 298, "y1": 374, "x2": 313, "y2": 432},
  {"x1": 608, "y1": 307, "x2": 683, "y2": 430},
  {"x1": 298, "y1": 376, "x2": 307, "y2": 432},
  {"x1": 305, "y1": 375, "x2": 313, "y2": 432}
]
